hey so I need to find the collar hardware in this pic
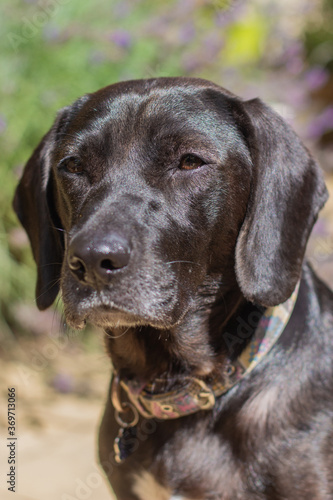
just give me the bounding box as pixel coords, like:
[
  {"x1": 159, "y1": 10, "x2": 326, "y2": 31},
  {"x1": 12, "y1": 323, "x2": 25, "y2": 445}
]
[
  {"x1": 121, "y1": 376, "x2": 218, "y2": 420},
  {"x1": 111, "y1": 373, "x2": 139, "y2": 427}
]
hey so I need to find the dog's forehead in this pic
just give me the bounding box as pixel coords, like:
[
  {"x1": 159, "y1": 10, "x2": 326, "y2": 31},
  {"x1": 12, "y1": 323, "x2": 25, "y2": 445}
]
[
  {"x1": 67, "y1": 78, "x2": 237, "y2": 138},
  {"x1": 87, "y1": 77, "x2": 230, "y2": 108}
]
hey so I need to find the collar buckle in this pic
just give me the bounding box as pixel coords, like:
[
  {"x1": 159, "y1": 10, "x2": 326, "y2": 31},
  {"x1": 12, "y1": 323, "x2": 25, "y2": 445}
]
[{"x1": 120, "y1": 376, "x2": 216, "y2": 420}]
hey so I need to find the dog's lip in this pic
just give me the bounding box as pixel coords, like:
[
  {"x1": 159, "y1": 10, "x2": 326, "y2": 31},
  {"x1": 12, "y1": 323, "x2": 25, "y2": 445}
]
[
  {"x1": 64, "y1": 300, "x2": 164, "y2": 329},
  {"x1": 93, "y1": 303, "x2": 144, "y2": 323},
  {"x1": 94, "y1": 301, "x2": 148, "y2": 319},
  {"x1": 62, "y1": 284, "x2": 190, "y2": 329}
]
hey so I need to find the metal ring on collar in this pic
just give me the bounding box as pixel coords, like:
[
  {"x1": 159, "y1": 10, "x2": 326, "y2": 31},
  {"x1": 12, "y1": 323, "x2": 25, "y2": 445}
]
[{"x1": 115, "y1": 402, "x2": 139, "y2": 428}]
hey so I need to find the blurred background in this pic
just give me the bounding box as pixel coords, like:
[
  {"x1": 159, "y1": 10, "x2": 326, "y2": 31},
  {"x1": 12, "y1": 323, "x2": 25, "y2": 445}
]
[{"x1": 1, "y1": 0, "x2": 333, "y2": 498}]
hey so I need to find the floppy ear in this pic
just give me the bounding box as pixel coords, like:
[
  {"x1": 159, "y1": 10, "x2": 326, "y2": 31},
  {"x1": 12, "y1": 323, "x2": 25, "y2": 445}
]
[
  {"x1": 13, "y1": 116, "x2": 66, "y2": 310},
  {"x1": 235, "y1": 98, "x2": 328, "y2": 307}
]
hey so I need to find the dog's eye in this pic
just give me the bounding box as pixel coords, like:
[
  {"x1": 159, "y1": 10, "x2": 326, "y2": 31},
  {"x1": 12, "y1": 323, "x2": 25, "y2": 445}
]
[
  {"x1": 179, "y1": 154, "x2": 205, "y2": 170},
  {"x1": 61, "y1": 157, "x2": 83, "y2": 174}
]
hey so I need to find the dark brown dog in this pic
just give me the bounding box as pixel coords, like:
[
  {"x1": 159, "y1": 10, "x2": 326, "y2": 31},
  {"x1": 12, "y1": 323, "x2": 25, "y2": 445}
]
[{"x1": 14, "y1": 78, "x2": 333, "y2": 499}]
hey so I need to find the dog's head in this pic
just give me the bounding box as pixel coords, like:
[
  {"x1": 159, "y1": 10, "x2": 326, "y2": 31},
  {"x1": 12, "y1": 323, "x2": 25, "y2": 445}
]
[{"x1": 13, "y1": 78, "x2": 327, "y2": 333}]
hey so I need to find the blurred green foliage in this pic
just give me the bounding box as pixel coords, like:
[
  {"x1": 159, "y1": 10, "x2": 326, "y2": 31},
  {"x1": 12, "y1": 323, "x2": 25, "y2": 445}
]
[
  {"x1": 305, "y1": 0, "x2": 333, "y2": 71},
  {"x1": 1, "y1": 0, "x2": 332, "y2": 339}
]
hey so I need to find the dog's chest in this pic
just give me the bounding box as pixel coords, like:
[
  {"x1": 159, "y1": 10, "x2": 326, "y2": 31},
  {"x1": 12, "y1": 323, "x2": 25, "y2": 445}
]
[{"x1": 128, "y1": 421, "x2": 246, "y2": 500}]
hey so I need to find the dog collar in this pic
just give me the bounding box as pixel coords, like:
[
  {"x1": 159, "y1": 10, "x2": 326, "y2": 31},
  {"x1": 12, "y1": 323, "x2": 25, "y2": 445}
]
[{"x1": 112, "y1": 284, "x2": 299, "y2": 461}]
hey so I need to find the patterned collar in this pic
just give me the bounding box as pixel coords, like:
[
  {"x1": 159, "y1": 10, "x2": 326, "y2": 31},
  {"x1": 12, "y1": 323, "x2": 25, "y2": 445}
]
[{"x1": 112, "y1": 284, "x2": 299, "y2": 462}]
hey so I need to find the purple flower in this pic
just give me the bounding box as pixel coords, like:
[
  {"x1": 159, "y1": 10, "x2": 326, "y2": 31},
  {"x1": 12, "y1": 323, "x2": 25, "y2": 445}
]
[
  {"x1": 281, "y1": 41, "x2": 304, "y2": 74},
  {"x1": 215, "y1": 1, "x2": 246, "y2": 27},
  {"x1": 283, "y1": 41, "x2": 303, "y2": 61},
  {"x1": 109, "y1": 29, "x2": 132, "y2": 49},
  {"x1": 52, "y1": 373, "x2": 74, "y2": 394},
  {"x1": 181, "y1": 53, "x2": 202, "y2": 74},
  {"x1": 43, "y1": 24, "x2": 61, "y2": 42},
  {"x1": 204, "y1": 32, "x2": 223, "y2": 59},
  {"x1": 286, "y1": 56, "x2": 304, "y2": 75},
  {"x1": 305, "y1": 66, "x2": 329, "y2": 91},
  {"x1": 284, "y1": 86, "x2": 307, "y2": 109},
  {"x1": 307, "y1": 106, "x2": 333, "y2": 139},
  {"x1": 179, "y1": 23, "x2": 196, "y2": 44}
]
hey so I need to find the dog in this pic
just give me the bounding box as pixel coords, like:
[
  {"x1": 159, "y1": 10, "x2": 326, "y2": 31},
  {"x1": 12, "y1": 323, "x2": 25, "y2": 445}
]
[{"x1": 14, "y1": 77, "x2": 333, "y2": 499}]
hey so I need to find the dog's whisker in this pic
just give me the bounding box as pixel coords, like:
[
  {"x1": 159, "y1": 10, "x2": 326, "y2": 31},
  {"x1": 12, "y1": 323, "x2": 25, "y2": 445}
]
[
  {"x1": 51, "y1": 294, "x2": 65, "y2": 331},
  {"x1": 105, "y1": 326, "x2": 131, "y2": 339},
  {"x1": 38, "y1": 262, "x2": 63, "y2": 268},
  {"x1": 34, "y1": 277, "x2": 61, "y2": 303},
  {"x1": 166, "y1": 260, "x2": 202, "y2": 267}
]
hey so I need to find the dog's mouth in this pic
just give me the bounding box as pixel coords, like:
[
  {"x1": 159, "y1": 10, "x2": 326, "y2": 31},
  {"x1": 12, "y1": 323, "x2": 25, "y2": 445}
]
[
  {"x1": 63, "y1": 300, "x2": 160, "y2": 330},
  {"x1": 89, "y1": 303, "x2": 163, "y2": 328},
  {"x1": 62, "y1": 293, "x2": 187, "y2": 331}
]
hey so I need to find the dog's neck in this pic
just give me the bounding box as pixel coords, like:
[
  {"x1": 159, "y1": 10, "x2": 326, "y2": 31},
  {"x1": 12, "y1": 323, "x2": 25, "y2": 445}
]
[{"x1": 104, "y1": 281, "x2": 256, "y2": 384}]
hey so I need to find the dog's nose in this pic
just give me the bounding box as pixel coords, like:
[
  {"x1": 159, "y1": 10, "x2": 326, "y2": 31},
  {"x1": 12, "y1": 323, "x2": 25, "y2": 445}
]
[{"x1": 68, "y1": 233, "x2": 131, "y2": 285}]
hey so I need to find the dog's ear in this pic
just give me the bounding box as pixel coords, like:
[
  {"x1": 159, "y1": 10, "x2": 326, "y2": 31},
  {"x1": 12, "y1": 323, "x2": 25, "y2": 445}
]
[
  {"x1": 13, "y1": 110, "x2": 68, "y2": 310},
  {"x1": 234, "y1": 98, "x2": 328, "y2": 306}
]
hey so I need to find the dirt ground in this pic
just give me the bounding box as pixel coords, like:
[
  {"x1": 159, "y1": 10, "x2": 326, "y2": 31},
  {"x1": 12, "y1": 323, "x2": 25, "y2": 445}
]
[
  {"x1": 1, "y1": 176, "x2": 333, "y2": 500},
  {"x1": 0, "y1": 336, "x2": 116, "y2": 500}
]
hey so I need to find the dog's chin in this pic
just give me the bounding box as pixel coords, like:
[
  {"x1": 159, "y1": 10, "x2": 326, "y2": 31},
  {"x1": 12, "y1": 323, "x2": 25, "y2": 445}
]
[{"x1": 63, "y1": 302, "x2": 181, "y2": 331}]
